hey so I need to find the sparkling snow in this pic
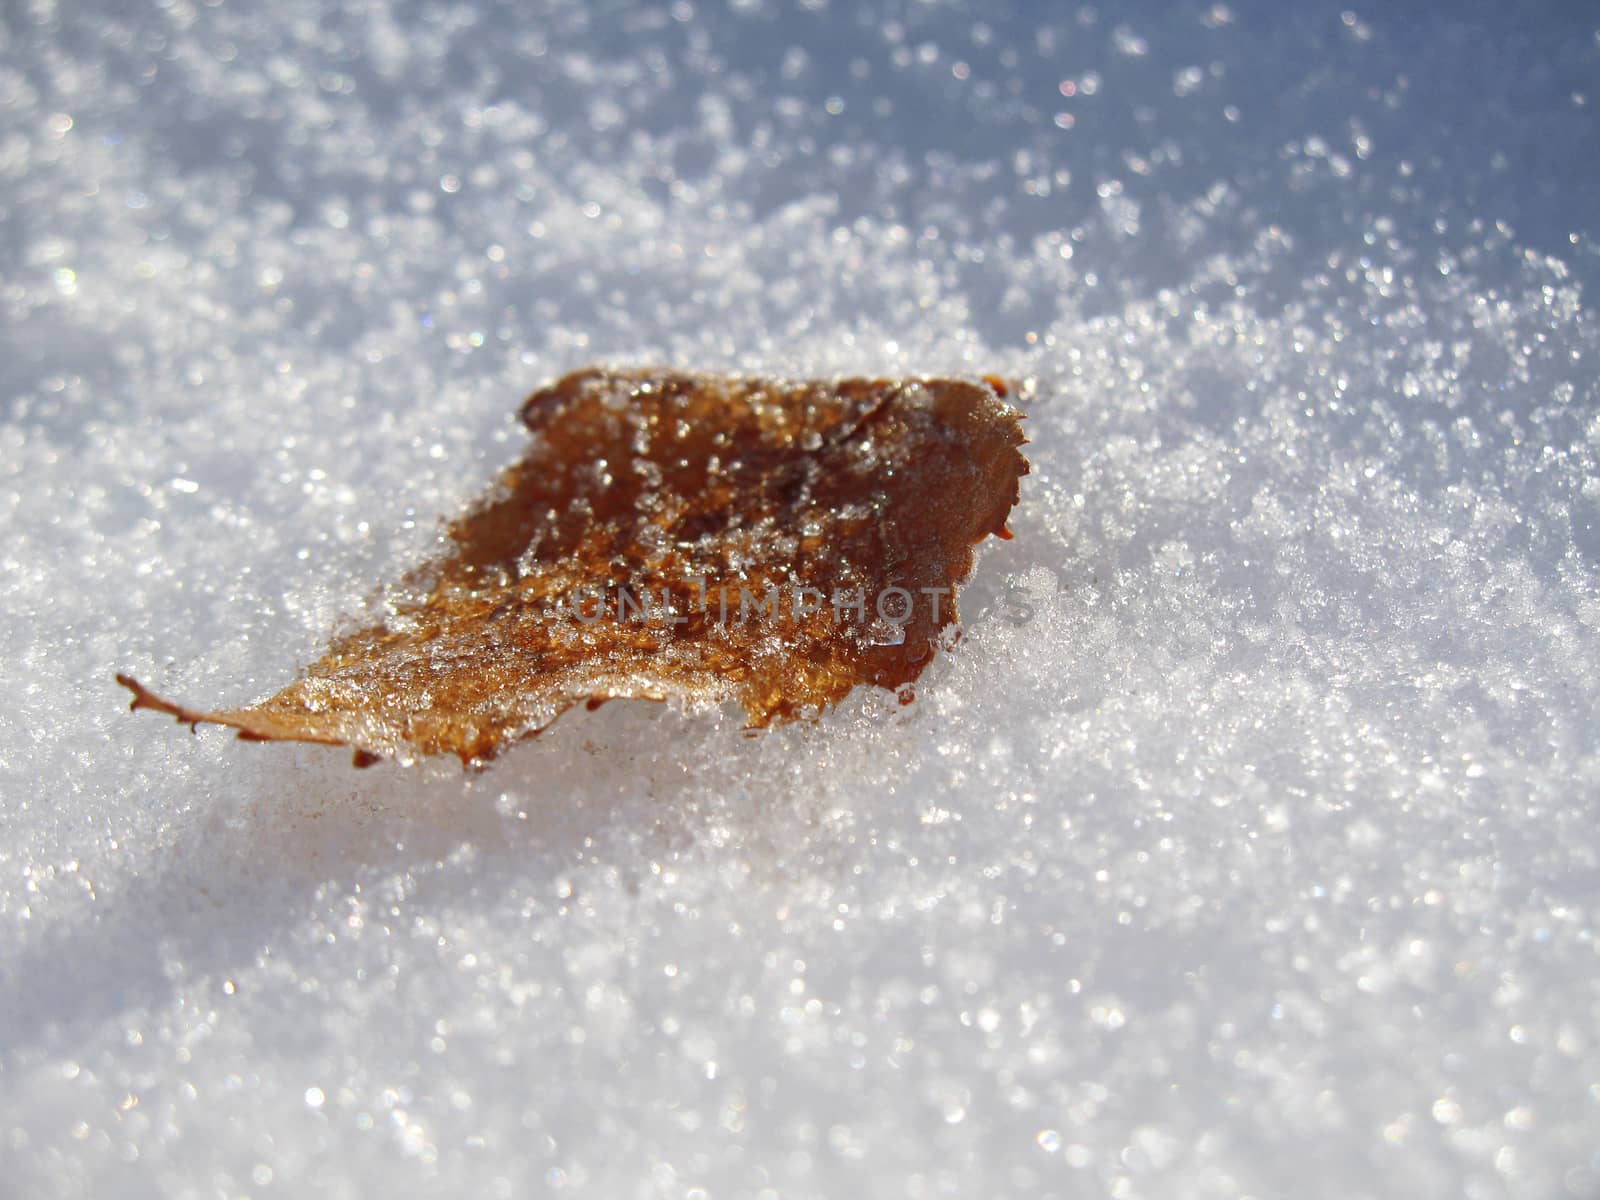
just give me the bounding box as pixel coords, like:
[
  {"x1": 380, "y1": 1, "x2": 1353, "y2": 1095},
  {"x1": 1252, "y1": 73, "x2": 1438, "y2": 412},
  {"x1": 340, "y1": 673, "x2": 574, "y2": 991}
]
[{"x1": 2, "y1": 1, "x2": 1598, "y2": 1196}]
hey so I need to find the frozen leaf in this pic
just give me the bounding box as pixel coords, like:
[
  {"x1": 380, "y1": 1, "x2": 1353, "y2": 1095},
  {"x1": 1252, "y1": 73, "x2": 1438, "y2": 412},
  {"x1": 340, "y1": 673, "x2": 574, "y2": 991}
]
[{"x1": 119, "y1": 368, "x2": 1028, "y2": 767}]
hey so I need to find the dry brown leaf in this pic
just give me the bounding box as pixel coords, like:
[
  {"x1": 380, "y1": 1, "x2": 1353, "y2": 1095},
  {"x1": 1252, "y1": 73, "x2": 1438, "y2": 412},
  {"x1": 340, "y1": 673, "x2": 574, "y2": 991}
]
[{"x1": 119, "y1": 367, "x2": 1028, "y2": 767}]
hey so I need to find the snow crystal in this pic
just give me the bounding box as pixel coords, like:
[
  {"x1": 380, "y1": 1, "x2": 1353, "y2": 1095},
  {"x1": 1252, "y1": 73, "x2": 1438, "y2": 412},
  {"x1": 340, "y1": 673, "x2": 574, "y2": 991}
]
[{"x1": 2, "y1": 2, "x2": 1597, "y2": 1197}]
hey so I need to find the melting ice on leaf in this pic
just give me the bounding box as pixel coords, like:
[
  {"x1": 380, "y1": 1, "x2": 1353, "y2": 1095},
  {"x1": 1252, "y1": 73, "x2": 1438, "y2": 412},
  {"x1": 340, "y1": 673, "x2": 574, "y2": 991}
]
[{"x1": 119, "y1": 368, "x2": 1029, "y2": 767}]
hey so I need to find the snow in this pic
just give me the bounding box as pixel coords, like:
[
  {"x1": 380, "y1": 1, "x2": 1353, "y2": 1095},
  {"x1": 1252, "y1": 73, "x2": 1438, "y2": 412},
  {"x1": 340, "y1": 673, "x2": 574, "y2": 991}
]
[{"x1": 2, "y1": 1, "x2": 1599, "y2": 1196}]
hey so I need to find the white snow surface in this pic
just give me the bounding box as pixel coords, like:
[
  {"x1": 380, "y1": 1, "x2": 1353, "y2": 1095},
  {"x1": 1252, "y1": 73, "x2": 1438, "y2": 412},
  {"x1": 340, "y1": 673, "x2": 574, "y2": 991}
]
[{"x1": 2, "y1": 1, "x2": 1599, "y2": 1196}]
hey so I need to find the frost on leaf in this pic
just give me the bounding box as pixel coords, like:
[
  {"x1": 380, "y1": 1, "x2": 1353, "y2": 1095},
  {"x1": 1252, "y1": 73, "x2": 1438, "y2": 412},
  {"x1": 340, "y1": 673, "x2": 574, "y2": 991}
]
[{"x1": 118, "y1": 368, "x2": 1029, "y2": 767}]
